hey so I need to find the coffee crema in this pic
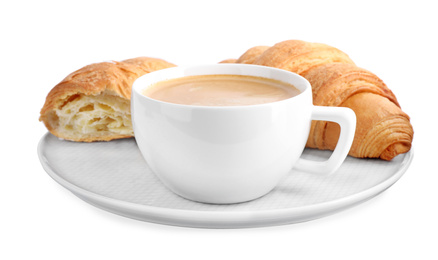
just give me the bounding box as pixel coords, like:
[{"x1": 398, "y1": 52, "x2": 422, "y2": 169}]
[{"x1": 142, "y1": 74, "x2": 301, "y2": 106}]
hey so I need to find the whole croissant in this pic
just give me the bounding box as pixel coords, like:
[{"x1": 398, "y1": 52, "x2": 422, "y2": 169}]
[
  {"x1": 39, "y1": 57, "x2": 176, "y2": 142},
  {"x1": 231, "y1": 40, "x2": 413, "y2": 160}
]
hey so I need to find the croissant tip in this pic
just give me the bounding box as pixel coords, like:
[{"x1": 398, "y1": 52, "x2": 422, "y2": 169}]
[{"x1": 380, "y1": 142, "x2": 412, "y2": 160}]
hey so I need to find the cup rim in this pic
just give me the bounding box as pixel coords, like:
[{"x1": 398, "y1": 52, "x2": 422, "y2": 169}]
[{"x1": 132, "y1": 63, "x2": 311, "y2": 109}]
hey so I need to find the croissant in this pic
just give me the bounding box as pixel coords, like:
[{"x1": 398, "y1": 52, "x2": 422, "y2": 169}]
[
  {"x1": 39, "y1": 57, "x2": 176, "y2": 142},
  {"x1": 232, "y1": 40, "x2": 413, "y2": 160}
]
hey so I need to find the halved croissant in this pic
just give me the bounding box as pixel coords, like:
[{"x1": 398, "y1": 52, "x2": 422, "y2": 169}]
[
  {"x1": 39, "y1": 57, "x2": 176, "y2": 142},
  {"x1": 232, "y1": 40, "x2": 413, "y2": 160}
]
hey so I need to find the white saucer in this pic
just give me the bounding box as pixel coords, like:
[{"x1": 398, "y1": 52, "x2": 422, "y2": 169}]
[{"x1": 38, "y1": 133, "x2": 413, "y2": 228}]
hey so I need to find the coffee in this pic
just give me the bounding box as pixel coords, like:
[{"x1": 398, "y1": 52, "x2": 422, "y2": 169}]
[{"x1": 142, "y1": 74, "x2": 300, "y2": 106}]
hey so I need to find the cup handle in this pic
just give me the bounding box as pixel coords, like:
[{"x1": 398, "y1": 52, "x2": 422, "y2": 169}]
[{"x1": 294, "y1": 105, "x2": 356, "y2": 175}]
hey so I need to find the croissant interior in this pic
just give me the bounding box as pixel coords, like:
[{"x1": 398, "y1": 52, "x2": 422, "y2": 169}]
[{"x1": 46, "y1": 92, "x2": 132, "y2": 141}]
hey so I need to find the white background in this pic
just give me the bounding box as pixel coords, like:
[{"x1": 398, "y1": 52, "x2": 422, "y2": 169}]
[{"x1": 1, "y1": 0, "x2": 437, "y2": 259}]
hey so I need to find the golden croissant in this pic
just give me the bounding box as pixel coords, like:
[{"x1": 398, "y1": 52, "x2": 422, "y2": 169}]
[
  {"x1": 39, "y1": 57, "x2": 176, "y2": 142},
  {"x1": 231, "y1": 40, "x2": 413, "y2": 160},
  {"x1": 40, "y1": 40, "x2": 413, "y2": 161}
]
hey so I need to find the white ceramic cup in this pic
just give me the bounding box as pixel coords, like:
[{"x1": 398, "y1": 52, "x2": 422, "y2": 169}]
[{"x1": 132, "y1": 64, "x2": 356, "y2": 204}]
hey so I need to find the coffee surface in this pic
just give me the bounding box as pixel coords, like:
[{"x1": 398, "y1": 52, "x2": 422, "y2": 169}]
[{"x1": 143, "y1": 74, "x2": 300, "y2": 106}]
